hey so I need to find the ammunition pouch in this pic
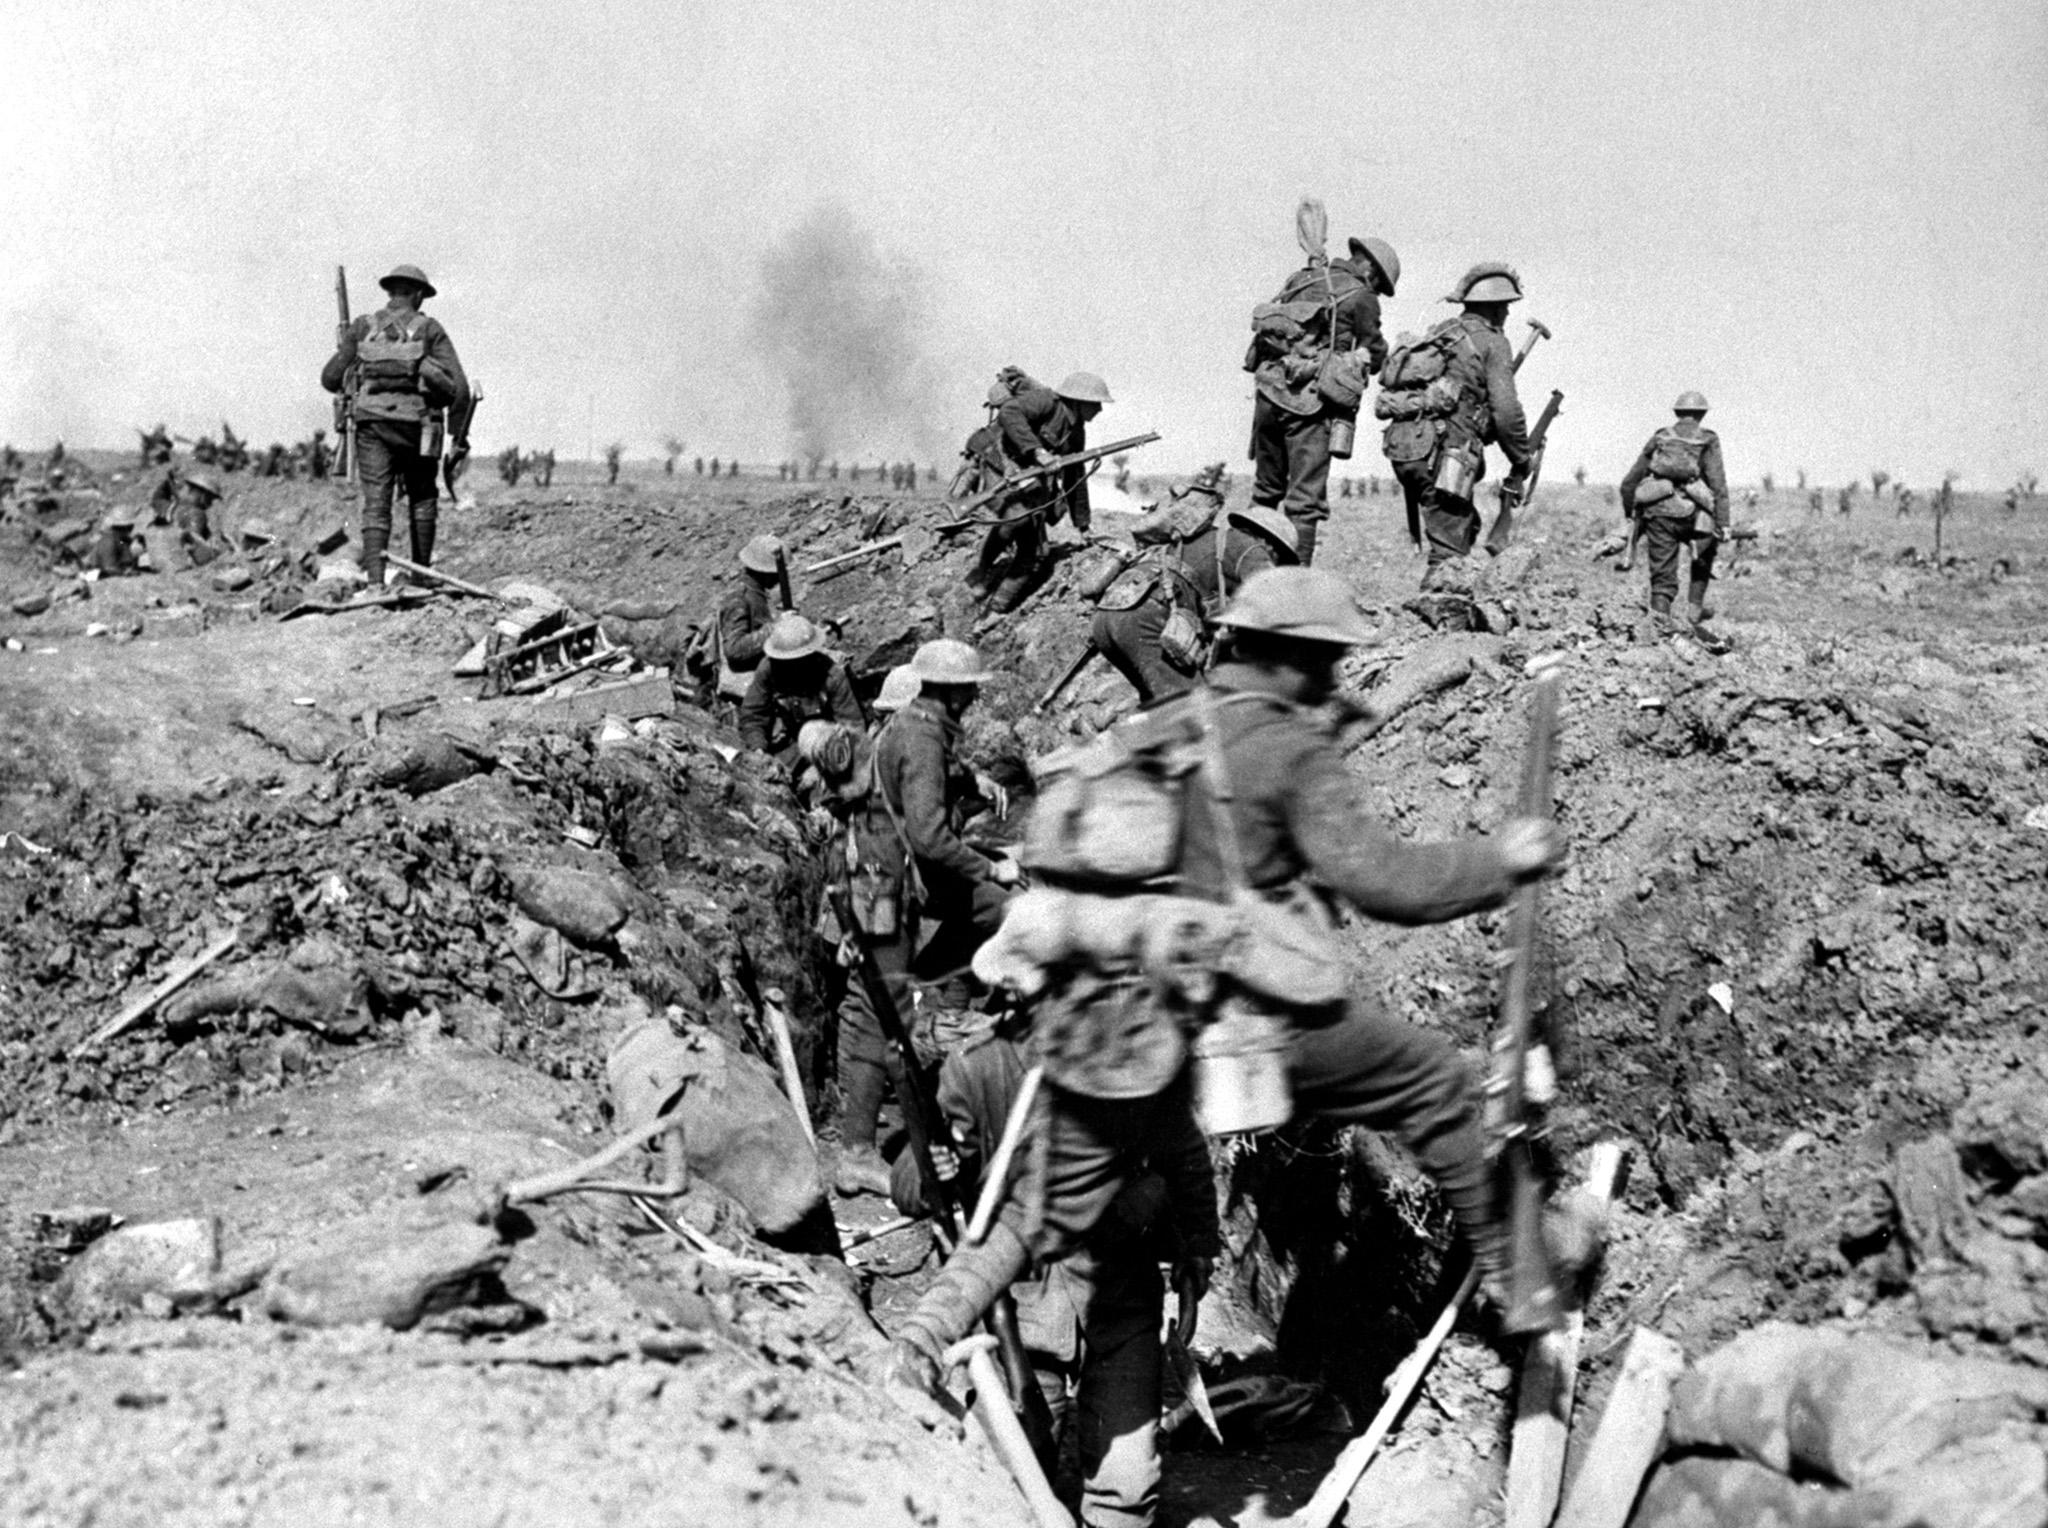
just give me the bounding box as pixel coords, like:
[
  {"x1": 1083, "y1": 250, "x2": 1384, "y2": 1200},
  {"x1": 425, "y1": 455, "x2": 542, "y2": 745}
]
[
  {"x1": 355, "y1": 313, "x2": 430, "y2": 423},
  {"x1": 1381, "y1": 415, "x2": 1442, "y2": 466},
  {"x1": 1316, "y1": 350, "x2": 1367, "y2": 413}
]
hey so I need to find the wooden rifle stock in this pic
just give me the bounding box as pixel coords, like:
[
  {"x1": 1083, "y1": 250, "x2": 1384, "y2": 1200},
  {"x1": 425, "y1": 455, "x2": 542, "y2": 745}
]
[
  {"x1": 826, "y1": 887, "x2": 1057, "y2": 1459},
  {"x1": 1497, "y1": 667, "x2": 1563, "y2": 1334},
  {"x1": 772, "y1": 549, "x2": 795, "y2": 611},
  {"x1": 333, "y1": 265, "x2": 356, "y2": 481},
  {"x1": 1034, "y1": 642, "x2": 1100, "y2": 714},
  {"x1": 940, "y1": 431, "x2": 1162, "y2": 529}
]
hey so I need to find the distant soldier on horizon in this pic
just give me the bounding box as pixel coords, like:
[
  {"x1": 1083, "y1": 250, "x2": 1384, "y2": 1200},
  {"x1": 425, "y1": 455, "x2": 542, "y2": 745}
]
[
  {"x1": 137, "y1": 424, "x2": 173, "y2": 468},
  {"x1": 605, "y1": 443, "x2": 623, "y2": 485},
  {"x1": 1620, "y1": 390, "x2": 1730, "y2": 647},
  {"x1": 538, "y1": 448, "x2": 556, "y2": 487}
]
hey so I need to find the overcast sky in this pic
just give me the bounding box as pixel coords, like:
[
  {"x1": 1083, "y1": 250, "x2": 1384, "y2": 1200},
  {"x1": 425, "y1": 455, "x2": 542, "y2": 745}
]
[{"x1": 3, "y1": 0, "x2": 2042, "y2": 488}]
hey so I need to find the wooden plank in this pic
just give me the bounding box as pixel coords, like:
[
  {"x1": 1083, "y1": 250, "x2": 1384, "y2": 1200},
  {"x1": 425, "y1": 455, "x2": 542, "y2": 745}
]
[
  {"x1": 1553, "y1": 1327, "x2": 1686, "y2": 1528},
  {"x1": 76, "y1": 927, "x2": 242, "y2": 1054},
  {"x1": 1504, "y1": 1140, "x2": 1628, "y2": 1528}
]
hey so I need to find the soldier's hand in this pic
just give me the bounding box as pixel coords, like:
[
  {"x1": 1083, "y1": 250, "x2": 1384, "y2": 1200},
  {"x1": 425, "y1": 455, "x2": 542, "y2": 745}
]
[
  {"x1": 1033, "y1": 449, "x2": 1058, "y2": 468},
  {"x1": 989, "y1": 854, "x2": 1022, "y2": 889},
  {"x1": 1499, "y1": 817, "x2": 1567, "y2": 880},
  {"x1": 929, "y1": 1145, "x2": 960, "y2": 1182},
  {"x1": 973, "y1": 770, "x2": 1010, "y2": 820}
]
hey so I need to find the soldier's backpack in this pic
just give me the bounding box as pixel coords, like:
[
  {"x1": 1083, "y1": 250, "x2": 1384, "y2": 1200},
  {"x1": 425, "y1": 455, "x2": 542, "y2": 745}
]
[
  {"x1": 1647, "y1": 426, "x2": 1711, "y2": 483},
  {"x1": 1375, "y1": 319, "x2": 1476, "y2": 421}
]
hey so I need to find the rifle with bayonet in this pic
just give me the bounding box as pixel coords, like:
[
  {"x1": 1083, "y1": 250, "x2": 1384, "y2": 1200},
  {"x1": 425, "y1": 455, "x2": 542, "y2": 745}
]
[
  {"x1": 938, "y1": 431, "x2": 1162, "y2": 532},
  {"x1": 1491, "y1": 659, "x2": 1565, "y2": 1334},
  {"x1": 825, "y1": 886, "x2": 1058, "y2": 1463},
  {"x1": 1484, "y1": 389, "x2": 1562, "y2": 557},
  {"x1": 333, "y1": 265, "x2": 356, "y2": 481}
]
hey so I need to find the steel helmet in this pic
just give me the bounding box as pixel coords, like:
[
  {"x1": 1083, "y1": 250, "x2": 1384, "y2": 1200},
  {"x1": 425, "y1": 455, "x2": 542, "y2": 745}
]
[
  {"x1": 379, "y1": 263, "x2": 438, "y2": 298},
  {"x1": 104, "y1": 505, "x2": 139, "y2": 529},
  {"x1": 1347, "y1": 236, "x2": 1402, "y2": 294},
  {"x1": 739, "y1": 533, "x2": 785, "y2": 574},
  {"x1": 762, "y1": 613, "x2": 826, "y2": 661},
  {"x1": 182, "y1": 470, "x2": 222, "y2": 500},
  {"x1": 1216, "y1": 566, "x2": 1375, "y2": 645},
  {"x1": 985, "y1": 383, "x2": 1011, "y2": 408},
  {"x1": 1053, "y1": 371, "x2": 1113, "y2": 406},
  {"x1": 873, "y1": 663, "x2": 922, "y2": 712},
  {"x1": 1673, "y1": 390, "x2": 1710, "y2": 415},
  {"x1": 910, "y1": 637, "x2": 995, "y2": 686},
  {"x1": 1226, "y1": 506, "x2": 1301, "y2": 564},
  {"x1": 1462, "y1": 273, "x2": 1523, "y2": 305}
]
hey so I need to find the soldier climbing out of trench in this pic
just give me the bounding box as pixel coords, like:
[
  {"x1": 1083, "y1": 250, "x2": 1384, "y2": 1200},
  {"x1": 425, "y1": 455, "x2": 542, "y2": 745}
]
[
  {"x1": 1090, "y1": 469, "x2": 1301, "y2": 705},
  {"x1": 1619, "y1": 390, "x2": 1731, "y2": 651},
  {"x1": 974, "y1": 371, "x2": 1113, "y2": 612},
  {"x1": 886, "y1": 1007, "x2": 1218, "y2": 1528},
  {"x1": 710, "y1": 535, "x2": 785, "y2": 702},
  {"x1": 320, "y1": 263, "x2": 470, "y2": 588},
  {"x1": 880, "y1": 567, "x2": 1571, "y2": 1433}
]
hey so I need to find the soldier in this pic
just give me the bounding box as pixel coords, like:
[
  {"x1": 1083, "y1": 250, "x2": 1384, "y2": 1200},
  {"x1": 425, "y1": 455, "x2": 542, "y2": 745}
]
[
  {"x1": 1379, "y1": 265, "x2": 1532, "y2": 585},
  {"x1": 870, "y1": 662, "x2": 920, "y2": 725},
  {"x1": 218, "y1": 425, "x2": 247, "y2": 474},
  {"x1": 953, "y1": 383, "x2": 1013, "y2": 499},
  {"x1": 1618, "y1": 390, "x2": 1730, "y2": 643},
  {"x1": 887, "y1": 1018, "x2": 1217, "y2": 1528},
  {"x1": 716, "y1": 535, "x2": 785, "y2": 696},
  {"x1": 320, "y1": 263, "x2": 470, "y2": 585},
  {"x1": 175, "y1": 469, "x2": 224, "y2": 545},
  {"x1": 978, "y1": 372, "x2": 1112, "y2": 612},
  {"x1": 605, "y1": 444, "x2": 623, "y2": 485},
  {"x1": 738, "y1": 615, "x2": 865, "y2": 758},
  {"x1": 310, "y1": 429, "x2": 331, "y2": 480},
  {"x1": 876, "y1": 639, "x2": 1018, "y2": 983},
  {"x1": 539, "y1": 448, "x2": 556, "y2": 488},
  {"x1": 883, "y1": 568, "x2": 1568, "y2": 1417},
  {"x1": 136, "y1": 424, "x2": 173, "y2": 468},
  {"x1": 1092, "y1": 483, "x2": 1300, "y2": 705},
  {"x1": 1245, "y1": 235, "x2": 1398, "y2": 565},
  {"x1": 88, "y1": 505, "x2": 145, "y2": 578}
]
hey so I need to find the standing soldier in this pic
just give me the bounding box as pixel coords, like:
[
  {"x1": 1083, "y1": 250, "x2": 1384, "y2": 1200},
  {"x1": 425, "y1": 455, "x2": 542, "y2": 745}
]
[
  {"x1": 978, "y1": 372, "x2": 1112, "y2": 612},
  {"x1": 1377, "y1": 264, "x2": 1531, "y2": 586},
  {"x1": 1245, "y1": 235, "x2": 1398, "y2": 565},
  {"x1": 1093, "y1": 479, "x2": 1300, "y2": 704},
  {"x1": 883, "y1": 567, "x2": 1569, "y2": 1417},
  {"x1": 1618, "y1": 390, "x2": 1729, "y2": 644},
  {"x1": 715, "y1": 535, "x2": 785, "y2": 698},
  {"x1": 738, "y1": 615, "x2": 866, "y2": 758},
  {"x1": 320, "y1": 263, "x2": 470, "y2": 586},
  {"x1": 310, "y1": 428, "x2": 331, "y2": 479},
  {"x1": 605, "y1": 444, "x2": 623, "y2": 485}
]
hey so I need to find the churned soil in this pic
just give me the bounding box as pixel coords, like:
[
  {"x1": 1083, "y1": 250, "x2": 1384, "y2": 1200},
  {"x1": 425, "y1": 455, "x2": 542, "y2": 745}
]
[{"x1": 4, "y1": 451, "x2": 2047, "y2": 1524}]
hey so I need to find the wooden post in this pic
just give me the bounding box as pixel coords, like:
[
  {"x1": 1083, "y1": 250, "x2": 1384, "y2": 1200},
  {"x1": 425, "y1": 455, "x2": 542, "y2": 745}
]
[
  {"x1": 760, "y1": 993, "x2": 815, "y2": 1148},
  {"x1": 1553, "y1": 1327, "x2": 1686, "y2": 1528},
  {"x1": 1503, "y1": 1141, "x2": 1628, "y2": 1528}
]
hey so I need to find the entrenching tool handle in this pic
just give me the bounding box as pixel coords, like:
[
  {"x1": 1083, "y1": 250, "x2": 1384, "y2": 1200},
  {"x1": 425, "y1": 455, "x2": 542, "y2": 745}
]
[
  {"x1": 1486, "y1": 390, "x2": 1563, "y2": 557},
  {"x1": 946, "y1": 1337, "x2": 1075, "y2": 1528},
  {"x1": 1499, "y1": 670, "x2": 1563, "y2": 1334}
]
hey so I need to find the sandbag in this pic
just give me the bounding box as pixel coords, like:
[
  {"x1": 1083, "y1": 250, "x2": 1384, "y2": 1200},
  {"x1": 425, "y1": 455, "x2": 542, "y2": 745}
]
[
  {"x1": 607, "y1": 1022, "x2": 825, "y2": 1238},
  {"x1": 508, "y1": 865, "x2": 631, "y2": 946},
  {"x1": 1667, "y1": 1322, "x2": 2048, "y2": 1488}
]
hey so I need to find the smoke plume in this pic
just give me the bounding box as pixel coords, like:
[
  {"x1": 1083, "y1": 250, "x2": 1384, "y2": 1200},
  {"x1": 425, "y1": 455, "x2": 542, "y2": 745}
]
[{"x1": 751, "y1": 202, "x2": 940, "y2": 463}]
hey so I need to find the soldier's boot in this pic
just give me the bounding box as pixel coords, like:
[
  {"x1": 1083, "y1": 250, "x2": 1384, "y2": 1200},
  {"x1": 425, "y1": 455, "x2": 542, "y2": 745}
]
[
  {"x1": 1291, "y1": 518, "x2": 1319, "y2": 566},
  {"x1": 883, "y1": 1221, "x2": 1030, "y2": 1422},
  {"x1": 1686, "y1": 578, "x2": 1713, "y2": 625},
  {"x1": 1649, "y1": 594, "x2": 1679, "y2": 638}
]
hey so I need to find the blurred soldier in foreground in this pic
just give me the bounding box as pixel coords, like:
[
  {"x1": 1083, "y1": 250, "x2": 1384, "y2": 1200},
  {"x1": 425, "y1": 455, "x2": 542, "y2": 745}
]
[
  {"x1": 1092, "y1": 472, "x2": 1299, "y2": 704},
  {"x1": 320, "y1": 263, "x2": 470, "y2": 585},
  {"x1": 885, "y1": 567, "x2": 1567, "y2": 1421},
  {"x1": 889, "y1": 1017, "x2": 1217, "y2": 1528},
  {"x1": 1245, "y1": 234, "x2": 1397, "y2": 565},
  {"x1": 1377, "y1": 264, "x2": 1531, "y2": 584},
  {"x1": 738, "y1": 615, "x2": 865, "y2": 758},
  {"x1": 1619, "y1": 390, "x2": 1730, "y2": 645},
  {"x1": 976, "y1": 372, "x2": 1112, "y2": 612}
]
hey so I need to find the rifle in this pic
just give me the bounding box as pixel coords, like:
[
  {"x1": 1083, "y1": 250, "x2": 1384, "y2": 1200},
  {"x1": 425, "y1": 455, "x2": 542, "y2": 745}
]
[
  {"x1": 1620, "y1": 511, "x2": 1643, "y2": 571},
  {"x1": 772, "y1": 547, "x2": 795, "y2": 611},
  {"x1": 333, "y1": 266, "x2": 356, "y2": 481},
  {"x1": 1493, "y1": 660, "x2": 1565, "y2": 1334},
  {"x1": 1033, "y1": 641, "x2": 1101, "y2": 714},
  {"x1": 1484, "y1": 389, "x2": 1562, "y2": 557},
  {"x1": 443, "y1": 380, "x2": 481, "y2": 499},
  {"x1": 938, "y1": 431, "x2": 1162, "y2": 531},
  {"x1": 826, "y1": 886, "x2": 1058, "y2": 1462}
]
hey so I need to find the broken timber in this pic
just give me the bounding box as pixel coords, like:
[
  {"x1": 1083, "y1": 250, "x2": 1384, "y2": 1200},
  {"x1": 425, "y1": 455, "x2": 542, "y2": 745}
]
[
  {"x1": 1503, "y1": 1140, "x2": 1630, "y2": 1528},
  {"x1": 1553, "y1": 1327, "x2": 1686, "y2": 1528}
]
